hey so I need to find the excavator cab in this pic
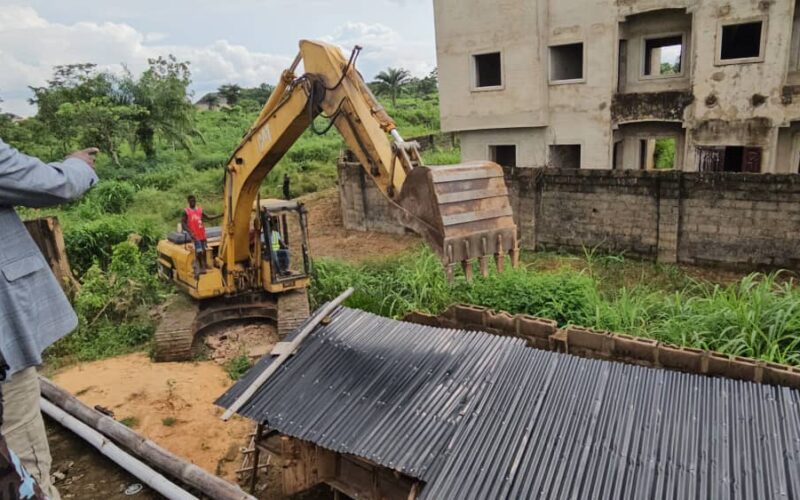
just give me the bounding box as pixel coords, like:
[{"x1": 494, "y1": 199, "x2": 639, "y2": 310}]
[{"x1": 255, "y1": 199, "x2": 311, "y2": 292}]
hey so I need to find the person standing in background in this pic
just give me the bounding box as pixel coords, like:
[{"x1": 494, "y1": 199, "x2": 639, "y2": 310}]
[
  {"x1": 282, "y1": 173, "x2": 291, "y2": 200},
  {"x1": 0, "y1": 139, "x2": 99, "y2": 500}
]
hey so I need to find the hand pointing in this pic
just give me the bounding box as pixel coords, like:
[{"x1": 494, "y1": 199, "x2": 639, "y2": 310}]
[{"x1": 67, "y1": 147, "x2": 100, "y2": 169}]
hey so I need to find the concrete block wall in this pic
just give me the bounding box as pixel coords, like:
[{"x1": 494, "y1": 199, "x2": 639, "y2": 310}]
[
  {"x1": 677, "y1": 174, "x2": 800, "y2": 267},
  {"x1": 507, "y1": 167, "x2": 800, "y2": 270},
  {"x1": 338, "y1": 162, "x2": 800, "y2": 271}
]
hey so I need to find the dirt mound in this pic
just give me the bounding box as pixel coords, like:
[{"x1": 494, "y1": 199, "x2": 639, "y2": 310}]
[
  {"x1": 203, "y1": 323, "x2": 278, "y2": 363},
  {"x1": 301, "y1": 188, "x2": 419, "y2": 263},
  {"x1": 52, "y1": 353, "x2": 252, "y2": 482}
]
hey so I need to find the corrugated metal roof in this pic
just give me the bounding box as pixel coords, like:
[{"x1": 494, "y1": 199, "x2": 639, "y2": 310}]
[{"x1": 216, "y1": 306, "x2": 800, "y2": 499}]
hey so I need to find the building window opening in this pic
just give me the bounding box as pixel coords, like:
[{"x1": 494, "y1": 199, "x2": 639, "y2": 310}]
[
  {"x1": 697, "y1": 146, "x2": 762, "y2": 172},
  {"x1": 720, "y1": 21, "x2": 763, "y2": 61},
  {"x1": 549, "y1": 145, "x2": 581, "y2": 169},
  {"x1": 644, "y1": 36, "x2": 683, "y2": 76},
  {"x1": 490, "y1": 145, "x2": 516, "y2": 167},
  {"x1": 474, "y1": 52, "x2": 502, "y2": 88},
  {"x1": 639, "y1": 138, "x2": 676, "y2": 169},
  {"x1": 550, "y1": 43, "x2": 584, "y2": 82}
]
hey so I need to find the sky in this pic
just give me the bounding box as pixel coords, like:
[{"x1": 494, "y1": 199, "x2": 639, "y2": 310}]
[{"x1": 0, "y1": 0, "x2": 437, "y2": 116}]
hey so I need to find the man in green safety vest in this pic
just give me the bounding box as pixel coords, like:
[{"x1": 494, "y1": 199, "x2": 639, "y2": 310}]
[{"x1": 268, "y1": 216, "x2": 290, "y2": 275}]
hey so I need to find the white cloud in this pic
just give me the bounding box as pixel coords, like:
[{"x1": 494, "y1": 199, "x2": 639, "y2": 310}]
[
  {"x1": 0, "y1": 6, "x2": 435, "y2": 116},
  {"x1": 325, "y1": 22, "x2": 435, "y2": 78},
  {"x1": 0, "y1": 5, "x2": 292, "y2": 115}
]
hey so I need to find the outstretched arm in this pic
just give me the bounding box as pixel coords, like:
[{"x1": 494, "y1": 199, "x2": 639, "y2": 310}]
[{"x1": 0, "y1": 139, "x2": 98, "y2": 207}]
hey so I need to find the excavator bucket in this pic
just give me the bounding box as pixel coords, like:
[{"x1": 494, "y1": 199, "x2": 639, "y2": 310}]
[{"x1": 397, "y1": 161, "x2": 519, "y2": 280}]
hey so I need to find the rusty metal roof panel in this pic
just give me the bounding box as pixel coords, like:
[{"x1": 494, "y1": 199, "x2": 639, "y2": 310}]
[{"x1": 216, "y1": 307, "x2": 800, "y2": 499}]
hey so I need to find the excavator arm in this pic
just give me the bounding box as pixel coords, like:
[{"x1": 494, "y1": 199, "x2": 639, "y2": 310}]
[{"x1": 219, "y1": 40, "x2": 518, "y2": 288}]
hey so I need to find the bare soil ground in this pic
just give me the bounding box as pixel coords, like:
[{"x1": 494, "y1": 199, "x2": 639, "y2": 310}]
[
  {"x1": 301, "y1": 189, "x2": 419, "y2": 262},
  {"x1": 51, "y1": 353, "x2": 253, "y2": 483}
]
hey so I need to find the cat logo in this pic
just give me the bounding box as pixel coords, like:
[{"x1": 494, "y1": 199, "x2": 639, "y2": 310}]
[{"x1": 257, "y1": 125, "x2": 272, "y2": 152}]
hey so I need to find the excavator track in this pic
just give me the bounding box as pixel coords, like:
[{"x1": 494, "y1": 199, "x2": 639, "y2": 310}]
[
  {"x1": 152, "y1": 299, "x2": 198, "y2": 362},
  {"x1": 277, "y1": 289, "x2": 310, "y2": 338},
  {"x1": 153, "y1": 291, "x2": 308, "y2": 362}
]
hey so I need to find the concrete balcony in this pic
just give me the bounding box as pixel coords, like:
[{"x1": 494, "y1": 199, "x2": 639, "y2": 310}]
[{"x1": 612, "y1": 91, "x2": 694, "y2": 124}]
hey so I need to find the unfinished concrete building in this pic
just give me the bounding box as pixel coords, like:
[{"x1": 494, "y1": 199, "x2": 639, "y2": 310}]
[{"x1": 434, "y1": 0, "x2": 800, "y2": 173}]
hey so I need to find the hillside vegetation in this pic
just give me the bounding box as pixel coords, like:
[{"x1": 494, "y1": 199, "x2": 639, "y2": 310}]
[
  {"x1": 2, "y1": 58, "x2": 799, "y2": 369},
  {"x1": 0, "y1": 59, "x2": 446, "y2": 365}
]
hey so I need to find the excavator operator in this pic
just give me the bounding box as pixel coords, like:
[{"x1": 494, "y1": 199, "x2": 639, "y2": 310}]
[{"x1": 268, "y1": 215, "x2": 290, "y2": 275}]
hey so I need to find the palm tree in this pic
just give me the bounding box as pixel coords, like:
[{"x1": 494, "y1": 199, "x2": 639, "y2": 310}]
[{"x1": 371, "y1": 68, "x2": 412, "y2": 107}]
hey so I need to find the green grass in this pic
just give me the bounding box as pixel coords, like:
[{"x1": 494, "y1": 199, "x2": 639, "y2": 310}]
[
  {"x1": 120, "y1": 416, "x2": 139, "y2": 428},
  {"x1": 162, "y1": 417, "x2": 177, "y2": 427},
  {"x1": 311, "y1": 247, "x2": 800, "y2": 367},
  {"x1": 225, "y1": 355, "x2": 252, "y2": 381}
]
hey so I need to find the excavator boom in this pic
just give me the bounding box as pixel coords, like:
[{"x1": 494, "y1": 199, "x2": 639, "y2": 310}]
[{"x1": 219, "y1": 40, "x2": 518, "y2": 284}]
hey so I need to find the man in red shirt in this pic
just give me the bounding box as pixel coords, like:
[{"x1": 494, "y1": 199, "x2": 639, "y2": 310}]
[{"x1": 181, "y1": 195, "x2": 220, "y2": 274}]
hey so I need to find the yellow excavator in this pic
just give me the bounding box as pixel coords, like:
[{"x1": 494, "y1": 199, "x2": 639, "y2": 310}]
[{"x1": 154, "y1": 40, "x2": 518, "y2": 361}]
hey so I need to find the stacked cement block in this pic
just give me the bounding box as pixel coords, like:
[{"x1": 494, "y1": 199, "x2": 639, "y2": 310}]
[{"x1": 405, "y1": 304, "x2": 800, "y2": 390}]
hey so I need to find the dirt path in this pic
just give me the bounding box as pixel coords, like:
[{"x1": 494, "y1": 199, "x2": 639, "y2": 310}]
[
  {"x1": 52, "y1": 353, "x2": 252, "y2": 483},
  {"x1": 301, "y1": 188, "x2": 419, "y2": 263}
]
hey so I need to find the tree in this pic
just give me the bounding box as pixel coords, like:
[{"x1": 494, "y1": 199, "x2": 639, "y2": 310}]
[
  {"x1": 56, "y1": 97, "x2": 144, "y2": 165},
  {"x1": 217, "y1": 84, "x2": 243, "y2": 106},
  {"x1": 409, "y1": 68, "x2": 438, "y2": 97},
  {"x1": 241, "y1": 83, "x2": 274, "y2": 107},
  {"x1": 371, "y1": 68, "x2": 412, "y2": 107},
  {"x1": 120, "y1": 55, "x2": 199, "y2": 159},
  {"x1": 29, "y1": 64, "x2": 115, "y2": 155},
  {"x1": 0, "y1": 96, "x2": 11, "y2": 140}
]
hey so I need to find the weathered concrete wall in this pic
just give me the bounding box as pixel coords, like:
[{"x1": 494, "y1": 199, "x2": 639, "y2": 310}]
[
  {"x1": 339, "y1": 164, "x2": 800, "y2": 270},
  {"x1": 434, "y1": 0, "x2": 800, "y2": 173},
  {"x1": 337, "y1": 161, "x2": 406, "y2": 235},
  {"x1": 434, "y1": 0, "x2": 548, "y2": 132},
  {"x1": 460, "y1": 128, "x2": 547, "y2": 167}
]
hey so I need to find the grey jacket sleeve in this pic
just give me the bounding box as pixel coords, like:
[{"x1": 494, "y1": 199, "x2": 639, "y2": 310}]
[{"x1": 0, "y1": 138, "x2": 98, "y2": 208}]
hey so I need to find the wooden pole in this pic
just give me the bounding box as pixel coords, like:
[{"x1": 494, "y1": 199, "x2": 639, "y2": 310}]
[
  {"x1": 221, "y1": 288, "x2": 354, "y2": 421},
  {"x1": 41, "y1": 399, "x2": 197, "y2": 500},
  {"x1": 249, "y1": 424, "x2": 262, "y2": 494},
  {"x1": 40, "y1": 377, "x2": 255, "y2": 500}
]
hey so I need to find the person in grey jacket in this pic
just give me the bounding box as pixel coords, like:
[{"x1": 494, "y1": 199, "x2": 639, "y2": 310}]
[{"x1": 0, "y1": 138, "x2": 99, "y2": 499}]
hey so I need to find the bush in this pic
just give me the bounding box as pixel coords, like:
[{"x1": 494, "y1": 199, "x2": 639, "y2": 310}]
[
  {"x1": 89, "y1": 180, "x2": 136, "y2": 214},
  {"x1": 311, "y1": 248, "x2": 800, "y2": 367},
  {"x1": 48, "y1": 241, "x2": 164, "y2": 362},
  {"x1": 423, "y1": 148, "x2": 461, "y2": 166},
  {"x1": 286, "y1": 140, "x2": 338, "y2": 163},
  {"x1": 192, "y1": 153, "x2": 228, "y2": 171},
  {"x1": 64, "y1": 215, "x2": 159, "y2": 275},
  {"x1": 225, "y1": 355, "x2": 252, "y2": 380}
]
